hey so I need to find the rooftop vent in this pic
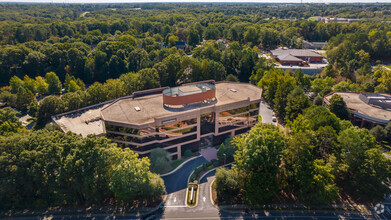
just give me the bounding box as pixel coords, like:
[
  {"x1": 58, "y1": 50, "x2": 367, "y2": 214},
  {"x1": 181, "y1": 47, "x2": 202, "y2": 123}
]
[
  {"x1": 230, "y1": 89, "x2": 237, "y2": 92},
  {"x1": 134, "y1": 106, "x2": 141, "y2": 112}
]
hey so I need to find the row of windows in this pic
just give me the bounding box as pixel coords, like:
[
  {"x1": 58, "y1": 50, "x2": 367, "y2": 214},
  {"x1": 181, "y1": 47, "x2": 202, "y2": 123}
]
[
  {"x1": 116, "y1": 134, "x2": 198, "y2": 152},
  {"x1": 107, "y1": 126, "x2": 197, "y2": 144},
  {"x1": 107, "y1": 102, "x2": 260, "y2": 152},
  {"x1": 105, "y1": 118, "x2": 197, "y2": 137},
  {"x1": 218, "y1": 103, "x2": 259, "y2": 117}
]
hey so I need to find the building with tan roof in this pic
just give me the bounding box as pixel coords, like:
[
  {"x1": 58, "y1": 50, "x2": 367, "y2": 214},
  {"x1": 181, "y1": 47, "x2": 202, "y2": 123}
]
[
  {"x1": 324, "y1": 92, "x2": 391, "y2": 128},
  {"x1": 54, "y1": 80, "x2": 262, "y2": 159}
]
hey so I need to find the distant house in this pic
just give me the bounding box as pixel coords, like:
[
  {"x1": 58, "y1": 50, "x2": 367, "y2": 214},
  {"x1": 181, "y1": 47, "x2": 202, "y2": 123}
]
[
  {"x1": 175, "y1": 41, "x2": 187, "y2": 50},
  {"x1": 302, "y1": 40, "x2": 328, "y2": 50},
  {"x1": 270, "y1": 48, "x2": 324, "y2": 65},
  {"x1": 160, "y1": 42, "x2": 169, "y2": 48}
]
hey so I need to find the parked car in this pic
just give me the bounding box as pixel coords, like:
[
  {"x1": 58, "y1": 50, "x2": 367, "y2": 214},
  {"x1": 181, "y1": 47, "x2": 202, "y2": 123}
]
[{"x1": 272, "y1": 116, "x2": 277, "y2": 122}]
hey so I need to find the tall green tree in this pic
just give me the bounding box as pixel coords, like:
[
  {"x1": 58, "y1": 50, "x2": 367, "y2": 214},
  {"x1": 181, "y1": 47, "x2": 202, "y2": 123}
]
[
  {"x1": 45, "y1": 72, "x2": 62, "y2": 95},
  {"x1": 328, "y1": 94, "x2": 350, "y2": 120},
  {"x1": 149, "y1": 148, "x2": 172, "y2": 174},
  {"x1": 285, "y1": 87, "x2": 311, "y2": 122},
  {"x1": 233, "y1": 123, "x2": 286, "y2": 204}
]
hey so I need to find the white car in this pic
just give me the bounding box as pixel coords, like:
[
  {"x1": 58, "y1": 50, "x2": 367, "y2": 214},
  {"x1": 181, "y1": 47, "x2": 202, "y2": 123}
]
[{"x1": 272, "y1": 117, "x2": 277, "y2": 122}]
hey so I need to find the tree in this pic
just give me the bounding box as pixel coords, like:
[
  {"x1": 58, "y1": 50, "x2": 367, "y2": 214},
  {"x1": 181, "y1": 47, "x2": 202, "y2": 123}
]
[
  {"x1": 208, "y1": 60, "x2": 226, "y2": 81},
  {"x1": 336, "y1": 126, "x2": 391, "y2": 200},
  {"x1": 285, "y1": 87, "x2": 311, "y2": 122},
  {"x1": 45, "y1": 72, "x2": 62, "y2": 94},
  {"x1": 104, "y1": 79, "x2": 125, "y2": 100},
  {"x1": 109, "y1": 148, "x2": 165, "y2": 202},
  {"x1": 167, "y1": 35, "x2": 179, "y2": 47},
  {"x1": 225, "y1": 74, "x2": 239, "y2": 82},
  {"x1": 0, "y1": 107, "x2": 22, "y2": 135},
  {"x1": 238, "y1": 48, "x2": 257, "y2": 82},
  {"x1": 328, "y1": 94, "x2": 350, "y2": 120},
  {"x1": 9, "y1": 76, "x2": 24, "y2": 94},
  {"x1": 217, "y1": 138, "x2": 236, "y2": 163},
  {"x1": 304, "y1": 106, "x2": 341, "y2": 132},
  {"x1": 87, "y1": 82, "x2": 107, "y2": 104},
  {"x1": 160, "y1": 54, "x2": 182, "y2": 87},
  {"x1": 313, "y1": 95, "x2": 323, "y2": 106},
  {"x1": 137, "y1": 68, "x2": 161, "y2": 90},
  {"x1": 352, "y1": 148, "x2": 391, "y2": 200},
  {"x1": 0, "y1": 130, "x2": 164, "y2": 209},
  {"x1": 36, "y1": 96, "x2": 63, "y2": 127},
  {"x1": 310, "y1": 77, "x2": 333, "y2": 97},
  {"x1": 203, "y1": 27, "x2": 220, "y2": 40},
  {"x1": 149, "y1": 148, "x2": 172, "y2": 174},
  {"x1": 128, "y1": 49, "x2": 149, "y2": 73},
  {"x1": 16, "y1": 87, "x2": 35, "y2": 112},
  {"x1": 244, "y1": 27, "x2": 260, "y2": 46},
  {"x1": 22, "y1": 51, "x2": 47, "y2": 76},
  {"x1": 233, "y1": 123, "x2": 286, "y2": 204},
  {"x1": 214, "y1": 168, "x2": 241, "y2": 202},
  {"x1": 23, "y1": 75, "x2": 37, "y2": 93},
  {"x1": 108, "y1": 55, "x2": 127, "y2": 79},
  {"x1": 304, "y1": 159, "x2": 339, "y2": 204},
  {"x1": 28, "y1": 99, "x2": 38, "y2": 117},
  {"x1": 187, "y1": 27, "x2": 200, "y2": 47},
  {"x1": 61, "y1": 91, "x2": 86, "y2": 111},
  {"x1": 35, "y1": 76, "x2": 48, "y2": 94},
  {"x1": 370, "y1": 125, "x2": 387, "y2": 143},
  {"x1": 273, "y1": 73, "x2": 296, "y2": 120}
]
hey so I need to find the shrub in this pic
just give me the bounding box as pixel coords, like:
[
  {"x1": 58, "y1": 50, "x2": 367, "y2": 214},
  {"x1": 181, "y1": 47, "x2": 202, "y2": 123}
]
[{"x1": 184, "y1": 149, "x2": 192, "y2": 158}]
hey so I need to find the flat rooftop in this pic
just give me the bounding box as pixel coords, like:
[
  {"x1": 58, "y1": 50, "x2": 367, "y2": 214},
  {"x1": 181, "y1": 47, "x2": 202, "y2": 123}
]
[
  {"x1": 101, "y1": 82, "x2": 262, "y2": 126},
  {"x1": 325, "y1": 92, "x2": 391, "y2": 121},
  {"x1": 54, "y1": 106, "x2": 106, "y2": 137}
]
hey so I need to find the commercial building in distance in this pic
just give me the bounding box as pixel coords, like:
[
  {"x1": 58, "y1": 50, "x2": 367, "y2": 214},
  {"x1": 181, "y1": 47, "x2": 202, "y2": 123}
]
[
  {"x1": 54, "y1": 81, "x2": 262, "y2": 160},
  {"x1": 270, "y1": 48, "x2": 324, "y2": 66},
  {"x1": 324, "y1": 92, "x2": 391, "y2": 128}
]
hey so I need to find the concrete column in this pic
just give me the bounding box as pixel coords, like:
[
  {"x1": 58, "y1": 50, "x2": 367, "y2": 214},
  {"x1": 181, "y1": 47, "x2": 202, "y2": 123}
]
[
  {"x1": 352, "y1": 116, "x2": 356, "y2": 124},
  {"x1": 177, "y1": 145, "x2": 182, "y2": 160},
  {"x1": 215, "y1": 111, "x2": 219, "y2": 135},
  {"x1": 360, "y1": 119, "x2": 365, "y2": 128},
  {"x1": 197, "y1": 114, "x2": 201, "y2": 140},
  {"x1": 231, "y1": 130, "x2": 235, "y2": 137}
]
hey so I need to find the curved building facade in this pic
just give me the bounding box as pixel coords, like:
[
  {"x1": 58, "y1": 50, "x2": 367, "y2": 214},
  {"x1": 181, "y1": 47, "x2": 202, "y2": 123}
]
[
  {"x1": 324, "y1": 92, "x2": 391, "y2": 128},
  {"x1": 100, "y1": 81, "x2": 262, "y2": 159}
]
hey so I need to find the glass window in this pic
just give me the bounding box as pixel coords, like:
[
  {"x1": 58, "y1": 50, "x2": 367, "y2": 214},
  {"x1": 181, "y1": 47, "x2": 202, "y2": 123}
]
[{"x1": 201, "y1": 113, "x2": 215, "y2": 135}]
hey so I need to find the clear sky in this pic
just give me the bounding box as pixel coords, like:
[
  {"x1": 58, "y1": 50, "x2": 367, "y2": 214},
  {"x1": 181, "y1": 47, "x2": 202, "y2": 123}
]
[{"x1": 0, "y1": 0, "x2": 390, "y2": 3}]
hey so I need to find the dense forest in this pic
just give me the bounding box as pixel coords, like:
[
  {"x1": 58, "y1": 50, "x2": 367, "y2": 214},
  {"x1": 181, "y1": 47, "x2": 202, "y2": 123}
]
[{"x1": 1, "y1": 3, "x2": 391, "y2": 210}]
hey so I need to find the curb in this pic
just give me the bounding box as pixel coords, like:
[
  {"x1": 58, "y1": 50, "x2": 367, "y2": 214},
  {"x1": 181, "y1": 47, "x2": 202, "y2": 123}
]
[
  {"x1": 185, "y1": 184, "x2": 199, "y2": 208},
  {"x1": 210, "y1": 179, "x2": 217, "y2": 207},
  {"x1": 160, "y1": 155, "x2": 202, "y2": 177},
  {"x1": 187, "y1": 163, "x2": 204, "y2": 186}
]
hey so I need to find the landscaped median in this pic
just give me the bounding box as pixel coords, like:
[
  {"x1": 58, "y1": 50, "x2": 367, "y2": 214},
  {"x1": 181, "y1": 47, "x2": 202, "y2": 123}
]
[{"x1": 186, "y1": 183, "x2": 198, "y2": 207}]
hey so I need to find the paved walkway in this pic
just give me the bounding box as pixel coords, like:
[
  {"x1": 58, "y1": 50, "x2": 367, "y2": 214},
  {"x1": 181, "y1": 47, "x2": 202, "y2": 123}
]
[{"x1": 200, "y1": 147, "x2": 218, "y2": 161}]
